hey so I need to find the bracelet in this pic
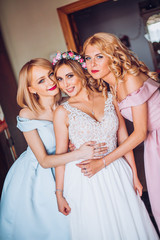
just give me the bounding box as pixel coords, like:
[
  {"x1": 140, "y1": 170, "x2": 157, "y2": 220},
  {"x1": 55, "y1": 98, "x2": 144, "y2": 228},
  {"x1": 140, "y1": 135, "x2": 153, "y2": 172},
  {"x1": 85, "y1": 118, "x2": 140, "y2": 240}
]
[
  {"x1": 103, "y1": 158, "x2": 107, "y2": 169},
  {"x1": 55, "y1": 189, "x2": 63, "y2": 194}
]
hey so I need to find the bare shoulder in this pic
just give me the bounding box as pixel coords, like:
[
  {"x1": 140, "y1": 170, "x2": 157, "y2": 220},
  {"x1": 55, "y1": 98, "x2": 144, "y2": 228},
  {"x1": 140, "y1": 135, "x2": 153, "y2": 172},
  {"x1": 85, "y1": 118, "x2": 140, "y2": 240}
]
[
  {"x1": 54, "y1": 105, "x2": 69, "y2": 128},
  {"x1": 123, "y1": 72, "x2": 148, "y2": 94},
  {"x1": 19, "y1": 108, "x2": 35, "y2": 119},
  {"x1": 54, "y1": 105, "x2": 68, "y2": 120}
]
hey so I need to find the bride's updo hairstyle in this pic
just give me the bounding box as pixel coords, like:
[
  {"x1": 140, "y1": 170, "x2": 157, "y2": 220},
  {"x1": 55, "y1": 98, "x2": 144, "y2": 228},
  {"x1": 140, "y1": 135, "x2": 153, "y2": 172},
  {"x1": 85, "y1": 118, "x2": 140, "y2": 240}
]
[
  {"x1": 83, "y1": 32, "x2": 158, "y2": 95},
  {"x1": 53, "y1": 51, "x2": 98, "y2": 91}
]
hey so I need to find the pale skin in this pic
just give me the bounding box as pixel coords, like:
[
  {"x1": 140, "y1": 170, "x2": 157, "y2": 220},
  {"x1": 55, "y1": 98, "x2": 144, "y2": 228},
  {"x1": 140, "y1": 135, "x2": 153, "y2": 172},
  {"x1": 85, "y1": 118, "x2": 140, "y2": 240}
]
[
  {"x1": 54, "y1": 64, "x2": 143, "y2": 216},
  {"x1": 78, "y1": 44, "x2": 148, "y2": 182},
  {"x1": 19, "y1": 65, "x2": 107, "y2": 170}
]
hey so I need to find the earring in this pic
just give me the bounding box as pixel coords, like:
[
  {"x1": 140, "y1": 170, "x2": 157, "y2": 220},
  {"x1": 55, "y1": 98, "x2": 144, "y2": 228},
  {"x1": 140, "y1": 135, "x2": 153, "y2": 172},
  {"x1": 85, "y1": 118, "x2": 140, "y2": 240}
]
[{"x1": 33, "y1": 92, "x2": 39, "y2": 99}]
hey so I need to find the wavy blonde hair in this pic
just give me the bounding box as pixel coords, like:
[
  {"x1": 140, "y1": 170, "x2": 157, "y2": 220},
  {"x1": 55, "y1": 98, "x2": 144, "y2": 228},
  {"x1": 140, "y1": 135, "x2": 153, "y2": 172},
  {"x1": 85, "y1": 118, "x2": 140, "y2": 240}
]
[
  {"x1": 83, "y1": 32, "x2": 158, "y2": 96},
  {"x1": 17, "y1": 58, "x2": 61, "y2": 113}
]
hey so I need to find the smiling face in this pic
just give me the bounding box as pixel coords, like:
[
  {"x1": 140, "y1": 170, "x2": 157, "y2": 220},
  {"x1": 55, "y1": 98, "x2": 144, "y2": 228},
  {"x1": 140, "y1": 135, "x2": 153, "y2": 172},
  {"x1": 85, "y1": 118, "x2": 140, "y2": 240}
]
[
  {"x1": 56, "y1": 64, "x2": 83, "y2": 97},
  {"x1": 28, "y1": 66, "x2": 59, "y2": 98},
  {"x1": 84, "y1": 44, "x2": 114, "y2": 83}
]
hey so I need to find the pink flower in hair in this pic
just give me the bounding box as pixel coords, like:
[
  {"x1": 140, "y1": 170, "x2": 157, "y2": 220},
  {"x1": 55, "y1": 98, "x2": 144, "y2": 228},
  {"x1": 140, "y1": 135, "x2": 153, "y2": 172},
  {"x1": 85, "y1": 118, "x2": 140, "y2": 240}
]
[
  {"x1": 62, "y1": 53, "x2": 67, "y2": 58},
  {"x1": 52, "y1": 58, "x2": 57, "y2": 64},
  {"x1": 68, "y1": 52, "x2": 74, "y2": 57},
  {"x1": 82, "y1": 62, "x2": 87, "y2": 69},
  {"x1": 79, "y1": 58, "x2": 84, "y2": 63},
  {"x1": 56, "y1": 52, "x2": 62, "y2": 60},
  {"x1": 52, "y1": 51, "x2": 86, "y2": 69},
  {"x1": 75, "y1": 55, "x2": 80, "y2": 60}
]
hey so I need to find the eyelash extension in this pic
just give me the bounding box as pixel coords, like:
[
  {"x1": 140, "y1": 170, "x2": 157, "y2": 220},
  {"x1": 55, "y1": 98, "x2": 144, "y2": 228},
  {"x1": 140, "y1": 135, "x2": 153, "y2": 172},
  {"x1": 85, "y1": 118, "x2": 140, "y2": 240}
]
[
  {"x1": 57, "y1": 77, "x2": 62, "y2": 81},
  {"x1": 38, "y1": 79, "x2": 44, "y2": 84},
  {"x1": 97, "y1": 55, "x2": 103, "y2": 58},
  {"x1": 49, "y1": 72, "x2": 54, "y2": 77},
  {"x1": 85, "y1": 57, "x2": 90, "y2": 61},
  {"x1": 67, "y1": 74, "x2": 74, "y2": 78}
]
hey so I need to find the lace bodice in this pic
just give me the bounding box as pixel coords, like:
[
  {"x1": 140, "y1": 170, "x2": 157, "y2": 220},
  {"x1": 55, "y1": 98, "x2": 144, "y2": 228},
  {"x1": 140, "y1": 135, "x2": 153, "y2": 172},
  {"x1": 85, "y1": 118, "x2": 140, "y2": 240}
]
[{"x1": 62, "y1": 93, "x2": 119, "y2": 154}]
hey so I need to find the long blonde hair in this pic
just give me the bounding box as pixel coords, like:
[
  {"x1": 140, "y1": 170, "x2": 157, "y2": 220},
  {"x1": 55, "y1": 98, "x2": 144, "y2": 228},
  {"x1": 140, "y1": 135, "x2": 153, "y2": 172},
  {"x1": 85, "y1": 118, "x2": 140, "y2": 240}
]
[
  {"x1": 83, "y1": 32, "x2": 158, "y2": 95},
  {"x1": 17, "y1": 58, "x2": 61, "y2": 113}
]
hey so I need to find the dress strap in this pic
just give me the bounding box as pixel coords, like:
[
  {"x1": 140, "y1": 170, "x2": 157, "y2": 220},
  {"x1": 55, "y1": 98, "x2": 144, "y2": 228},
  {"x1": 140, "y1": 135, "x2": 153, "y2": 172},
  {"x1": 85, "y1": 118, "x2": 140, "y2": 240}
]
[
  {"x1": 62, "y1": 93, "x2": 114, "y2": 114},
  {"x1": 118, "y1": 78, "x2": 160, "y2": 110},
  {"x1": 104, "y1": 92, "x2": 115, "y2": 113},
  {"x1": 17, "y1": 116, "x2": 52, "y2": 132},
  {"x1": 61, "y1": 101, "x2": 76, "y2": 113}
]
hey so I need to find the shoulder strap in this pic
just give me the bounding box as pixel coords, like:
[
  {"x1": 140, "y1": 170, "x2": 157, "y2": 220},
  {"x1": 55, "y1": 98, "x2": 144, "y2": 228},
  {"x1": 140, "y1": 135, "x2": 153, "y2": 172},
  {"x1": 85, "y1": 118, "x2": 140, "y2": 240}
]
[{"x1": 61, "y1": 101, "x2": 77, "y2": 113}]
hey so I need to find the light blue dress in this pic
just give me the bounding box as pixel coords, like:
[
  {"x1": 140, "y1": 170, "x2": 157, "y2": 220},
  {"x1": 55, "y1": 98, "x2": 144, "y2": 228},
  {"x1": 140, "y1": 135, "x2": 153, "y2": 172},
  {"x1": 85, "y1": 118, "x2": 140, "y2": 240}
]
[{"x1": 0, "y1": 116, "x2": 70, "y2": 240}]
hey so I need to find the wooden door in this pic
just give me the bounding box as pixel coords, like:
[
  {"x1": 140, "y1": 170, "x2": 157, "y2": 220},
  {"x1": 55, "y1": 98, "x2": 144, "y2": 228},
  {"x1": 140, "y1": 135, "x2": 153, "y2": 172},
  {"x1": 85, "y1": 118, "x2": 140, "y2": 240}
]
[{"x1": 57, "y1": 0, "x2": 108, "y2": 52}]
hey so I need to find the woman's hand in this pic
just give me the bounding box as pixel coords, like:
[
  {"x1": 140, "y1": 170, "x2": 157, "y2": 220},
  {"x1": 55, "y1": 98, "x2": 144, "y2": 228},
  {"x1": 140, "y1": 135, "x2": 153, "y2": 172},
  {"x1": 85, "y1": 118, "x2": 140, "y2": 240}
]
[
  {"x1": 76, "y1": 158, "x2": 104, "y2": 178},
  {"x1": 133, "y1": 173, "x2": 143, "y2": 197},
  {"x1": 68, "y1": 141, "x2": 75, "y2": 152},
  {"x1": 78, "y1": 142, "x2": 108, "y2": 160},
  {"x1": 56, "y1": 193, "x2": 71, "y2": 216}
]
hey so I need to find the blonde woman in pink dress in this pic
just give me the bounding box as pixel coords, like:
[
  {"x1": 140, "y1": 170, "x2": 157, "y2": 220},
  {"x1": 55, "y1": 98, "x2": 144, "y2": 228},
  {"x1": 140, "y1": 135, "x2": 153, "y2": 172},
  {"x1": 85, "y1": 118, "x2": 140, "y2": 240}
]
[{"x1": 80, "y1": 32, "x2": 160, "y2": 232}]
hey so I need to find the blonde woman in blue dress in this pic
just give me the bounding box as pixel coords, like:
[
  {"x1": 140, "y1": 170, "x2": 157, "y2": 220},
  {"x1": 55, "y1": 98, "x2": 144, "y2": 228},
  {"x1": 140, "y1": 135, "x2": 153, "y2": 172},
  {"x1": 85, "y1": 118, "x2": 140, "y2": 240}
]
[
  {"x1": 53, "y1": 51, "x2": 159, "y2": 240},
  {"x1": 0, "y1": 58, "x2": 105, "y2": 240}
]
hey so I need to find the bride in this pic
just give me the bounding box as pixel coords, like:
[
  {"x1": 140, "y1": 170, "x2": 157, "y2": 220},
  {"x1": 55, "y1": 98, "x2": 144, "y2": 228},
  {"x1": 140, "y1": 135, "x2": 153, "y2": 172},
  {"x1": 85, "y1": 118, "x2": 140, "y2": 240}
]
[{"x1": 53, "y1": 51, "x2": 159, "y2": 240}]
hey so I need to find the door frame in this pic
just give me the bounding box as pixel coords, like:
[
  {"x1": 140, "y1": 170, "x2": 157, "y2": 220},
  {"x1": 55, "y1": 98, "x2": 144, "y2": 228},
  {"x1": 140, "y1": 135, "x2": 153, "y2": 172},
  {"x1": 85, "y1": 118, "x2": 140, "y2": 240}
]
[{"x1": 57, "y1": 0, "x2": 108, "y2": 51}]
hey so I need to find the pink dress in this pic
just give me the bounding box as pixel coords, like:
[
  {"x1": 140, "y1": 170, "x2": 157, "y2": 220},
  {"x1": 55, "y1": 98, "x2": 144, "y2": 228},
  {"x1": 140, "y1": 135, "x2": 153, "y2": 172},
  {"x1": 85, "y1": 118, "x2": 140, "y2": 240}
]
[{"x1": 118, "y1": 78, "x2": 160, "y2": 231}]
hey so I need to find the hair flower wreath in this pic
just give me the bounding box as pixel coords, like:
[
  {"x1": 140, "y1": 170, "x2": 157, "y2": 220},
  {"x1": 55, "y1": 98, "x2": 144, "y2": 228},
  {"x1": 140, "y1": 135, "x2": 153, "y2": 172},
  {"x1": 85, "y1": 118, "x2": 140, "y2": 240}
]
[{"x1": 52, "y1": 51, "x2": 87, "y2": 69}]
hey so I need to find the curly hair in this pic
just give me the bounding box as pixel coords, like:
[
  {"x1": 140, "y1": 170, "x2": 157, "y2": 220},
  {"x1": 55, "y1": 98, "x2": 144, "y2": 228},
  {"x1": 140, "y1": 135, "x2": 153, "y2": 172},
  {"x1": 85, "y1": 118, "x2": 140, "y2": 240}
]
[{"x1": 83, "y1": 32, "x2": 158, "y2": 96}]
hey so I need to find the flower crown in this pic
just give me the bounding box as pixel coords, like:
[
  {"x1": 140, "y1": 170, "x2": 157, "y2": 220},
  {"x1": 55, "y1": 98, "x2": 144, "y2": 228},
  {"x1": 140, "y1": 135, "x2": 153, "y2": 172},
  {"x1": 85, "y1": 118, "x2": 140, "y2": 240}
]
[{"x1": 52, "y1": 51, "x2": 87, "y2": 69}]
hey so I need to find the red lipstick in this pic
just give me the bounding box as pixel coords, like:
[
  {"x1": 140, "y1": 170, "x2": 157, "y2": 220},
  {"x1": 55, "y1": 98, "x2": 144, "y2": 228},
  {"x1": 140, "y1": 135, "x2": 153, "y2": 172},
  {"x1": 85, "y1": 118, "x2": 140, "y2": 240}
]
[
  {"x1": 91, "y1": 70, "x2": 99, "y2": 73},
  {"x1": 48, "y1": 85, "x2": 57, "y2": 91}
]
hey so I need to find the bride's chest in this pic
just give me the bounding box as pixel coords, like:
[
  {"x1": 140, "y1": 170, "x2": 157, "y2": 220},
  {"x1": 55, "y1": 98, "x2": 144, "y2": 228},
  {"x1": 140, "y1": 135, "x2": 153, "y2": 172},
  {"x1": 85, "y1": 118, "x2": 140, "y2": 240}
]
[{"x1": 68, "y1": 110, "x2": 119, "y2": 135}]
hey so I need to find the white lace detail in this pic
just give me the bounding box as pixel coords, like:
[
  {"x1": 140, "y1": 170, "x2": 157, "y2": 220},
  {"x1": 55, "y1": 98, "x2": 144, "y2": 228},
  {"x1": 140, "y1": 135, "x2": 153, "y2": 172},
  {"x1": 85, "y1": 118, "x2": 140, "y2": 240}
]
[{"x1": 62, "y1": 93, "x2": 119, "y2": 153}]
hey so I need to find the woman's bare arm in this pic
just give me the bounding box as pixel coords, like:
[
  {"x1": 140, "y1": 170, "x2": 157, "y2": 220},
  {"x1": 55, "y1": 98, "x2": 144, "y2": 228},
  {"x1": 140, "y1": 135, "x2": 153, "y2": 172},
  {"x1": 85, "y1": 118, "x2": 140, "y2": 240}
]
[
  {"x1": 20, "y1": 105, "x2": 99, "y2": 169},
  {"x1": 54, "y1": 106, "x2": 71, "y2": 215},
  {"x1": 103, "y1": 96, "x2": 147, "y2": 167}
]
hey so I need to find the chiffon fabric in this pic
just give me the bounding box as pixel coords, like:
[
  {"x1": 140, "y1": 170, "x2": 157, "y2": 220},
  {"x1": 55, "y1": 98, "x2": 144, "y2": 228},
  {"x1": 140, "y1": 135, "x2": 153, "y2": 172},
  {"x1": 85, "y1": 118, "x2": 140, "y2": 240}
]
[
  {"x1": 0, "y1": 117, "x2": 70, "y2": 240},
  {"x1": 62, "y1": 93, "x2": 159, "y2": 240},
  {"x1": 118, "y1": 78, "x2": 160, "y2": 231}
]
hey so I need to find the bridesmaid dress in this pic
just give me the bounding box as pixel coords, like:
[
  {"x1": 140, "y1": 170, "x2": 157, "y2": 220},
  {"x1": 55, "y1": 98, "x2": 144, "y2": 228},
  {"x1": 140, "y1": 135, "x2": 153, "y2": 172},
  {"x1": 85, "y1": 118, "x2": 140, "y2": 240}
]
[
  {"x1": 118, "y1": 78, "x2": 160, "y2": 231},
  {"x1": 0, "y1": 117, "x2": 70, "y2": 240}
]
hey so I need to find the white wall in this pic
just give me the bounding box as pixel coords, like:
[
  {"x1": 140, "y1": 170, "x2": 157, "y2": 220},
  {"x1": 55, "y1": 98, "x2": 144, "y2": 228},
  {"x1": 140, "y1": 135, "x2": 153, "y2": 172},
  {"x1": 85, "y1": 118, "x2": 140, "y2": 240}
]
[
  {"x1": 0, "y1": 0, "x2": 155, "y2": 81},
  {"x1": 0, "y1": 0, "x2": 76, "y2": 80}
]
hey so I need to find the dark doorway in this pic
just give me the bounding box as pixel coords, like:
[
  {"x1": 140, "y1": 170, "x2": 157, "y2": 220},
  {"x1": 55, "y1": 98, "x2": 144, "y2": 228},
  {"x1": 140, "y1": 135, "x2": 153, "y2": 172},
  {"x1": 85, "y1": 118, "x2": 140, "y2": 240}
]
[{"x1": 0, "y1": 29, "x2": 27, "y2": 196}]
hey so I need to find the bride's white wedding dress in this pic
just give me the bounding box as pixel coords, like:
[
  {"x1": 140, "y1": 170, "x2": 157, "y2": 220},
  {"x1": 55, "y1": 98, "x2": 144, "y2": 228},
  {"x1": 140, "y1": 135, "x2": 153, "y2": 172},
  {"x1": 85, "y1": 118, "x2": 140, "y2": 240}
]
[{"x1": 62, "y1": 93, "x2": 159, "y2": 240}]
